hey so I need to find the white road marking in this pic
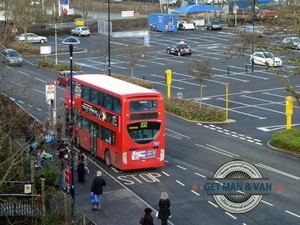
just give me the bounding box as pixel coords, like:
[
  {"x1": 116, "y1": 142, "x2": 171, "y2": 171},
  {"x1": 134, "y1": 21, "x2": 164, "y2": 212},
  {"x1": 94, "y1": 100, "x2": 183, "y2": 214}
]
[
  {"x1": 166, "y1": 133, "x2": 182, "y2": 139},
  {"x1": 208, "y1": 201, "x2": 219, "y2": 208},
  {"x1": 194, "y1": 172, "x2": 206, "y2": 178},
  {"x1": 10, "y1": 81, "x2": 25, "y2": 87},
  {"x1": 257, "y1": 124, "x2": 300, "y2": 132},
  {"x1": 176, "y1": 180, "x2": 185, "y2": 186},
  {"x1": 191, "y1": 190, "x2": 200, "y2": 196},
  {"x1": 285, "y1": 210, "x2": 300, "y2": 218},
  {"x1": 261, "y1": 200, "x2": 273, "y2": 206},
  {"x1": 256, "y1": 163, "x2": 300, "y2": 180},
  {"x1": 225, "y1": 212, "x2": 237, "y2": 219},
  {"x1": 206, "y1": 144, "x2": 240, "y2": 157},
  {"x1": 176, "y1": 165, "x2": 187, "y2": 170},
  {"x1": 33, "y1": 88, "x2": 44, "y2": 94},
  {"x1": 166, "y1": 128, "x2": 191, "y2": 139},
  {"x1": 162, "y1": 171, "x2": 170, "y2": 177},
  {"x1": 34, "y1": 77, "x2": 47, "y2": 83},
  {"x1": 196, "y1": 144, "x2": 235, "y2": 158},
  {"x1": 36, "y1": 108, "x2": 42, "y2": 111}
]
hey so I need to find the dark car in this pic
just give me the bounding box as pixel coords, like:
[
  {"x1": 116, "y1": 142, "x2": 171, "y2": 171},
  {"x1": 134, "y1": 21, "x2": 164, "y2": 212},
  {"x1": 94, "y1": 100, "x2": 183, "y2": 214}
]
[
  {"x1": 206, "y1": 20, "x2": 222, "y2": 30},
  {"x1": 1, "y1": 49, "x2": 23, "y2": 66},
  {"x1": 57, "y1": 71, "x2": 78, "y2": 86},
  {"x1": 166, "y1": 41, "x2": 192, "y2": 56}
]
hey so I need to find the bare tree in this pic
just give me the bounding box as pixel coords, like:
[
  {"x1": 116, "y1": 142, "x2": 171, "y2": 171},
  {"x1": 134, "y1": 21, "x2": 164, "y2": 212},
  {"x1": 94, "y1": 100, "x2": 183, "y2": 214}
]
[
  {"x1": 120, "y1": 39, "x2": 150, "y2": 77},
  {"x1": 188, "y1": 58, "x2": 213, "y2": 110}
]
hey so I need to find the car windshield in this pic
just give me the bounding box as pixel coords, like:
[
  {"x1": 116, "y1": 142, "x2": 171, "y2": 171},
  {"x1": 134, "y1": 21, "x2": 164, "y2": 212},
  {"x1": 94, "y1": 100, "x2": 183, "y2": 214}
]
[
  {"x1": 292, "y1": 37, "x2": 300, "y2": 42},
  {"x1": 82, "y1": 27, "x2": 89, "y2": 31},
  {"x1": 8, "y1": 52, "x2": 20, "y2": 57},
  {"x1": 263, "y1": 52, "x2": 275, "y2": 58},
  {"x1": 178, "y1": 44, "x2": 189, "y2": 48}
]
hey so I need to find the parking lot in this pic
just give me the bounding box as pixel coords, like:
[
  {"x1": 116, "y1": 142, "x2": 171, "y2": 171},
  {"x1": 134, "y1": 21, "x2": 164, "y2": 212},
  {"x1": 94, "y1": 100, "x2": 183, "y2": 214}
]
[{"x1": 48, "y1": 28, "x2": 300, "y2": 141}]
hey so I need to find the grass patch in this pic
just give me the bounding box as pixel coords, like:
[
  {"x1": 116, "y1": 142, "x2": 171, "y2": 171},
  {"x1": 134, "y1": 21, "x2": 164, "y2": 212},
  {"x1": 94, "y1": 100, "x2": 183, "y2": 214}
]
[{"x1": 271, "y1": 128, "x2": 300, "y2": 153}]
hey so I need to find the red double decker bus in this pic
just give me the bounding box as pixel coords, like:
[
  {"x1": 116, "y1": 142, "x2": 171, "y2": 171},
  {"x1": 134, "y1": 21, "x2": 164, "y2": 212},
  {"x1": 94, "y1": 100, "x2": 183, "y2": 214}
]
[{"x1": 65, "y1": 74, "x2": 165, "y2": 170}]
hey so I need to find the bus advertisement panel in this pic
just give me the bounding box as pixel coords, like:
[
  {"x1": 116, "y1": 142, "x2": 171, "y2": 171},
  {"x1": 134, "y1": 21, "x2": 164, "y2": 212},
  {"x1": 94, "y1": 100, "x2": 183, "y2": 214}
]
[{"x1": 65, "y1": 74, "x2": 165, "y2": 170}]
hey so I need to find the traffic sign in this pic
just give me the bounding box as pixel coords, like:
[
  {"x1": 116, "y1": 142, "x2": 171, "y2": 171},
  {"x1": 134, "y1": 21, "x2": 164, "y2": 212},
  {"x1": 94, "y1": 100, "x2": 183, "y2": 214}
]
[{"x1": 46, "y1": 84, "x2": 55, "y2": 105}]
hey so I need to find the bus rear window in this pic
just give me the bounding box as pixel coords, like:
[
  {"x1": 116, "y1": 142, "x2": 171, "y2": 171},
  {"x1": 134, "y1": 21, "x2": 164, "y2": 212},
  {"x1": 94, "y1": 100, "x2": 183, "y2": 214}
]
[
  {"x1": 128, "y1": 122, "x2": 160, "y2": 144},
  {"x1": 130, "y1": 100, "x2": 157, "y2": 112}
]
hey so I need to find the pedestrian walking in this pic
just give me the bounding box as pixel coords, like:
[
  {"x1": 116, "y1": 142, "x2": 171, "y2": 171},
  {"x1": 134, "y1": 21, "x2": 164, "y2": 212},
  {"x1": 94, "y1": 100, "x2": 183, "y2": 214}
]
[
  {"x1": 77, "y1": 161, "x2": 86, "y2": 183},
  {"x1": 90, "y1": 171, "x2": 106, "y2": 210},
  {"x1": 139, "y1": 208, "x2": 154, "y2": 225},
  {"x1": 157, "y1": 192, "x2": 171, "y2": 225}
]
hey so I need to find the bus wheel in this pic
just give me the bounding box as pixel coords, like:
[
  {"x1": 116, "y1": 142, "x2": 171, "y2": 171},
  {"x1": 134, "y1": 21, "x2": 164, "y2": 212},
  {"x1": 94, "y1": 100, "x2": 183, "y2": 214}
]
[{"x1": 105, "y1": 150, "x2": 111, "y2": 167}]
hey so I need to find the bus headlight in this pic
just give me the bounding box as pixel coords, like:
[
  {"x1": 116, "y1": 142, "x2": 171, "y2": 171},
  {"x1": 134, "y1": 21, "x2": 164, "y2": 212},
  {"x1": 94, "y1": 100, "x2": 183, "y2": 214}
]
[
  {"x1": 160, "y1": 149, "x2": 165, "y2": 161},
  {"x1": 123, "y1": 152, "x2": 128, "y2": 164}
]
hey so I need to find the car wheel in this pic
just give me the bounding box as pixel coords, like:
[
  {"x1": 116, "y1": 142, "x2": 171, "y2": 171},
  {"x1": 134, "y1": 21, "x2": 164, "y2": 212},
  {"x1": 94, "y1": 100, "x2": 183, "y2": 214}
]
[
  {"x1": 265, "y1": 62, "x2": 270, "y2": 67},
  {"x1": 209, "y1": 27, "x2": 212, "y2": 30},
  {"x1": 40, "y1": 39, "x2": 45, "y2": 44},
  {"x1": 177, "y1": 51, "x2": 181, "y2": 56},
  {"x1": 295, "y1": 45, "x2": 299, "y2": 50},
  {"x1": 79, "y1": 33, "x2": 82, "y2": 37},
  {"x1": 167, "y1": 49, "x2": 170, "y2": 54},
  {"x1": 105, "y1": 150, "x2": 111, "y2": 167}
]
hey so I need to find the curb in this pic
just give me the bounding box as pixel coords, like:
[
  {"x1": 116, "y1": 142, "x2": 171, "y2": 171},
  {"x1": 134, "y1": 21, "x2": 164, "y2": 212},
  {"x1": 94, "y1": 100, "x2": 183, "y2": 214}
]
[{"x1": 267, "y1": 140, "x2": 300, "y2": 158}]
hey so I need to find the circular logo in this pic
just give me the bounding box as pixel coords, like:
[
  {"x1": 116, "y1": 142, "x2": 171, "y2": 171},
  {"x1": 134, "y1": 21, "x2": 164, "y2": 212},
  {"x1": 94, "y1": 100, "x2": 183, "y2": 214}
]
[{"x1": 213, "y1": 160, "x2": 263, "y2": 214}]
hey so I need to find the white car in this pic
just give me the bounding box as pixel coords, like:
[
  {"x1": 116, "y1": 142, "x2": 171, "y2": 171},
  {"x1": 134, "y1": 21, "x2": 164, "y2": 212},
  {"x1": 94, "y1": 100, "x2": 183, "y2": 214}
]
[
  {"x1": 178, "y1": 21, "x2": 195, "y2": 30},
  {"x1": 250, "y1": 52, "x2": 282, "y2": 67},
  {"x1": 15, "y1": 33, "x2": 48, "y2": 43},
  {"x1": 71, "y1": 26, "x2": 90, "y2": 37}
]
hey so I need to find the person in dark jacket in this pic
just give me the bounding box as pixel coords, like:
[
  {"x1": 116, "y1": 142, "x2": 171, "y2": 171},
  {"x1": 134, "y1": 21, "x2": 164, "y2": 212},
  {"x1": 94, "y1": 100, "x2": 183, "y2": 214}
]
[
  {"x1": 158, "y1": 192, "x2": 171, "y2": 225},
  {"x1": 77, "y1": 161, "x2": 86, "y2": 183},
  {"x1": 90, "y1": 171, "x2": 106, "y2": 210},
  {"x1": 142, "y1": 208, "x2": 154, "y2": 225}
]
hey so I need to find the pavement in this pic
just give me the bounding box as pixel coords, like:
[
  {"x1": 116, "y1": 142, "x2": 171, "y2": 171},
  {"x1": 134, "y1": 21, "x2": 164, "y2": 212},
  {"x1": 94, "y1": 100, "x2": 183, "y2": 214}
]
[{"x1": 47, "y1": 140, "x2": 160, "y2": 225}]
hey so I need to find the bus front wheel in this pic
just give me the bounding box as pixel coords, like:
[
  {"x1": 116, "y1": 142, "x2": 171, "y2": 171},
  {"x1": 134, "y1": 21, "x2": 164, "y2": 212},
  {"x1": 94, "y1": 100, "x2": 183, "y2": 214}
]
[{"x1": 105, "y1": 150, "x2": 111, "y2": 167}]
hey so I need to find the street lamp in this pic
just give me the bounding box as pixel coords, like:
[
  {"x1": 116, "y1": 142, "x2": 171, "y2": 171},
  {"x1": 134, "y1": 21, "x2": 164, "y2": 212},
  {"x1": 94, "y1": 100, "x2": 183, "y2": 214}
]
[
  {"x1": 251, "y1": 0, "x2": 256, "y2": 72},
  {"x1": 108, "y1": 0, "x2": 111, "y2": 76},
  {"x1": 62, "y1": 36, "x2": 80, "y2": 211}
]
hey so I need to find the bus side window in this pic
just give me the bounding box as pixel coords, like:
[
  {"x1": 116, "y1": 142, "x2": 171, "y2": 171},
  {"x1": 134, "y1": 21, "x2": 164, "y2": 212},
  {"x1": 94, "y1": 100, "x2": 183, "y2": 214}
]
[
  {"x1": 82, "y1": 85, "x2": 91, "y2": 101},
  {"x1": 90, "y1": 88, "x2": 98, "y2": 104},
  {"x1": 113, "y1": 97, "x2": 121, "y2": 114},
  {"x1": 103, "y1": 94, "x2": 112, "y2": 110}
]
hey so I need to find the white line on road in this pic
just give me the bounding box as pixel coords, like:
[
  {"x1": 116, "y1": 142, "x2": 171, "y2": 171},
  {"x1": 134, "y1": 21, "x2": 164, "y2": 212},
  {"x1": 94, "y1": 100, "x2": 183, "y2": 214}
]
[
  {"x1": 166, "y1": 128, "x2": 191, "y2": 139},
  {"x1": 191, "y1": 190, "x2": 200, "y2": 196},
  {"x1": 10, "y1": 81, "x2": 25, "y2": 87},
  {"x1": 36, "y1": 108, "x2": 42, "y2": 111},
  {"x1": 206, "y1": 144, "x2": 240, "y2": 157},
  {"x1": 176, "y1": 165, "x2": 187, "y2": 170},
  {"x1": 18, "y1": 71, "x2": 30, "y2": 77},
  {"x1": 166, "y1": 133, "x2": 181, "y2": 140},
  {"x1": 161, "y1": 171, "x2": 170, "y2": 177},
  {"x1": 225, "y1": 212, "x2": 237, "y2": 219},
  {"x1": 33, "y1": 88, "x2": 44, "y2": 94},
  {"x1": 208, "y1": 201, "x2": 219, "y2": 208},
  {"x1": 285, "y1": 210, "x2": 300, "y2": 218},
  {"x1": 196, "y1": 144, "x2": 235, "y2": 158},
  {"x1": 34, "y1": 77, "x2": 47, "y2": 83},
  {"x1": 261, "y1": 200, "x2": 273, "y2": 206},
  {"x1": 176, "y1": 180, "x2": 185, "y2": 186},
  {"x1": 17, "y1": 100, "x2": 24, "y2": 104},
  {"x1": 256, "y1": 163, "x2": 300, "y2": 180},
  {"x1": 194, "y1": 172, "x2": 206, "y2": 178}
]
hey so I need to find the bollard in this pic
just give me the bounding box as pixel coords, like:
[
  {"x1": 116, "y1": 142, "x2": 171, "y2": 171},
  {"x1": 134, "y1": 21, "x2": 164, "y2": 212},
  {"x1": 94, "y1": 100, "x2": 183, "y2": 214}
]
[
  {"x1": 227, "y1": 66, "x2": 230, "y2": 76},
  {"x1": 246, "y1": 64, "x2": 248, "y2": 74}
]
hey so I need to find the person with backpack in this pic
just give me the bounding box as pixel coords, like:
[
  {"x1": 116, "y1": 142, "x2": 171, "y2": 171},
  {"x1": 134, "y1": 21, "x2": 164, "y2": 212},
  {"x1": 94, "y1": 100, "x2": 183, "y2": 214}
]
[{"x1": 139, "y1": 208, "x2": 154, "y2": 225}]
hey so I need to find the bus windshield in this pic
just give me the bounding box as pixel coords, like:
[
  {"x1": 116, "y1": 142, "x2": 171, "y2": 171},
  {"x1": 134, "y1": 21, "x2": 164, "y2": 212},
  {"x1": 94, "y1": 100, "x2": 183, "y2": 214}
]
[{"x1": 128, "y1": 122, "x2": 161, "y2": 144}]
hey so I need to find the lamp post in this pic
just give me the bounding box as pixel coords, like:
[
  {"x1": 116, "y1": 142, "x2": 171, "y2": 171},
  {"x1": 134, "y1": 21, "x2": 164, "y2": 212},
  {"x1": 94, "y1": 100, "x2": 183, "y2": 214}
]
[
  {"x1": 251, "y1": 0, "x2": 256, "y2": 72},
  {"x1": 108, "y1": 0, "x2": 111, "y2": 76},
  {"x1": 62, "y1": 37, "x2": 80, "y2": 213}
]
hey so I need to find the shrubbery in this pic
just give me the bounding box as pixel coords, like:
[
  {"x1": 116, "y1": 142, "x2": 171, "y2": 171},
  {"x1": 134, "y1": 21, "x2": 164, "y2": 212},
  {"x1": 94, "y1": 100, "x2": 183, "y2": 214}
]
[
  {"x1": 37, "y1": 59, "x2": 81, "y2": 72},
  {"x1": 165, "y1": 98, "x2": 226, "y2": 122},
  {"x1": 271, "y1": 129, "x2": 300, "y2": 152}
]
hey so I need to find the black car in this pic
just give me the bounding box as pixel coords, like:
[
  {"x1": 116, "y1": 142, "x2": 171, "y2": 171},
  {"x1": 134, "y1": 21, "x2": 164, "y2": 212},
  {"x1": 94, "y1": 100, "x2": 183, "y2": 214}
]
[
  {"x1": 206, "y1": 20, "x2": 222, "y2": 30},
  {"x1": 1, "y1": 49, "x2": 23, "y2": 66},
  {"x1": 166, "y1": 41, "x2": 192, "y2": 56}
]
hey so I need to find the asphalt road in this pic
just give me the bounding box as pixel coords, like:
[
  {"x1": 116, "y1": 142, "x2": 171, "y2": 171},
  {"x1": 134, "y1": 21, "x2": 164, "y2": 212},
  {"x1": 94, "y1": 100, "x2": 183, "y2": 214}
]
[{"x1": 1, "y1": 26, "x2": 299, "y2": 224}]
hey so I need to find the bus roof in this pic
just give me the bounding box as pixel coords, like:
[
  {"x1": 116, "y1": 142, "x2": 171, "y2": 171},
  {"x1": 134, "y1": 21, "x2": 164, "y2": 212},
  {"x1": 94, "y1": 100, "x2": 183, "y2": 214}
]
[{"x1": 73, "y1": 74, "x2": 159, "y2": 96}]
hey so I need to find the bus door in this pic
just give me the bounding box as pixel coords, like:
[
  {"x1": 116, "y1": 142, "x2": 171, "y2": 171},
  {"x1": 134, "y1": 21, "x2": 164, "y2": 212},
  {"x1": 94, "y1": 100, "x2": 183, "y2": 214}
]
[{"x1": 90, "y1": 123, "x2": 98, "y2": 155}]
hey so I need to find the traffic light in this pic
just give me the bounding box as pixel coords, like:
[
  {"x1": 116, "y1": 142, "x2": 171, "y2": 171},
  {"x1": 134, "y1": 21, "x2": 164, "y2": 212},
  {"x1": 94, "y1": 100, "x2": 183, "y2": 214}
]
[
  {"x1": 286, "y1": 96, "x2": 293, "y2": 115},
  {"x1": 165, "y1": 69, "x2": 172, "y2": 85}
]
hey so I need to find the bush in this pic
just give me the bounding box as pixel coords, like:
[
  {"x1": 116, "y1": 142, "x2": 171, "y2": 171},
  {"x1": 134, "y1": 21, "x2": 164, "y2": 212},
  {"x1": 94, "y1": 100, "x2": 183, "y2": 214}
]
[
  {"x1": 112, "y1": 18, "x2": 148, "y2": 32},
  {"x1": 271, "y1": 128, "x2": 300, "y2": 152},
  {"x1": 165, "y1": 98, "x2": 226, "y2": 122},
  {"x1": 37, "y1": 59, "x2": 81, "y2": 72}
]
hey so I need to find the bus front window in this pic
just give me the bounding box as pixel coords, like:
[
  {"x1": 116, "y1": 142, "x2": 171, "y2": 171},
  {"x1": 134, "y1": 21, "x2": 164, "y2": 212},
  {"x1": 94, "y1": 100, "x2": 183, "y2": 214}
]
[{"x1": 127, "y1": 122, "x2": 161, "y2": 144}]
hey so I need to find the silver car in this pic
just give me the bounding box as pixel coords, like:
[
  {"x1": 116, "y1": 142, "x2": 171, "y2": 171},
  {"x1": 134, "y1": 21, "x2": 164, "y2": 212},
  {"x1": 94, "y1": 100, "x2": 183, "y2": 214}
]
[
  {"x1": 15, "y1": 33, "x2": 48, "y2": 43},
  {"x1": 71, "y1": 26, "x2": 90, "y2": 37},
  {"x1": 1, "y1": 49, "x2": 23, "y2": 66},
  {"x1": 282, "y1": 37, "x2": 300, "y2": 50}
]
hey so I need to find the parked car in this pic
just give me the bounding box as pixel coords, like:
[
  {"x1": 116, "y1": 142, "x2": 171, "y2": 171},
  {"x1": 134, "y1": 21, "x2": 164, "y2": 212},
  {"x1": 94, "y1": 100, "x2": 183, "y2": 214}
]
[
  {"x1": 282, "y1": 37, "x2": 300, "y2": 50},
  {"x1": 71, "y1": 26, "x2": 90, "y2": 37},
  {"x1": 206, "y1": 20, "x2": 222, "y2": 30},
  {"x1": 57, "y1": 71, "x2": 79, "y2": 86},
  {"x1": 1, "y1": 49, "x2": 23, "y2": 66},
  {"x1": 250, "y1": 52, "x2": 282, "y2": 67},
  {"x1": 177, "y1": 21, "x2": 195, "y2": 30},
  {"x1": 166, "y1": 40, "x2": 192, "y2": 56},
  {"x1": 15, "y1": 33, "x2": 48, "y2": 43}
]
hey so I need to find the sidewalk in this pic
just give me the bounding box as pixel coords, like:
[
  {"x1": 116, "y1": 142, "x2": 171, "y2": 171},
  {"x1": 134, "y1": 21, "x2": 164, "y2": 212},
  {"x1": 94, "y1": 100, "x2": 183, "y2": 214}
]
[{"x1": 47, "y1": 141, "x2": 158, "y2": 225}]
